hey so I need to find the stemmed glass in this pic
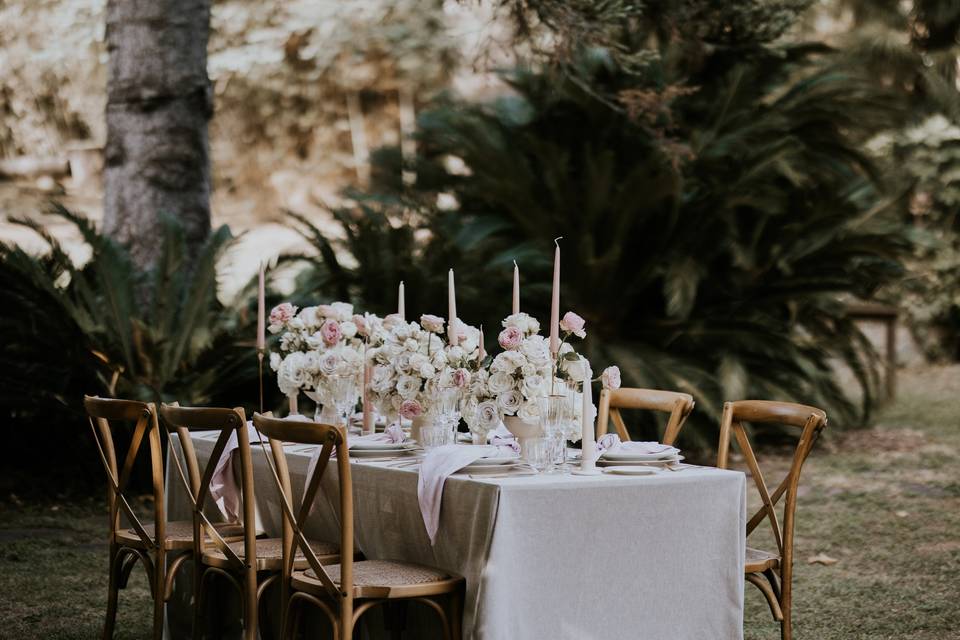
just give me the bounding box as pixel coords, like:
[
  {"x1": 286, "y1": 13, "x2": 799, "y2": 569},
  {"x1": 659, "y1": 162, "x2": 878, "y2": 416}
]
[
  {"x1": 328, "y1": 373, "x2": 361, "y2": 430},
  {"x1": 434, "y1": 386, "x2": 463, "y2": 445},
  {"x1": 540, "y1": 393, "x2": 571, "y2": 472}
]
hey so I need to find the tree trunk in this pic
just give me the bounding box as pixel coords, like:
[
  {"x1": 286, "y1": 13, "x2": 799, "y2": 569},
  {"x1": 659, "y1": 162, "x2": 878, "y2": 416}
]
[{"x1": 103, "y1": 0, "x2": 212, "y2": 271}]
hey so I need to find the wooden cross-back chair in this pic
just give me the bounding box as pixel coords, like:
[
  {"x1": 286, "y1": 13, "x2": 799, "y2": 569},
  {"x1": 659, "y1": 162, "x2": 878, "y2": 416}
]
[
  {"x1": 84, "y1": 395, "x2": 195, "y2": 640},
  {"x1": 251, "y1": 412, "x2": 466, "y2": 640},
  {"x1": 717, "y1": 400, "x2": 828, "y2": 640},
  {"x1": 596, "y1": 388, "x2": 695, "y2": 445}
]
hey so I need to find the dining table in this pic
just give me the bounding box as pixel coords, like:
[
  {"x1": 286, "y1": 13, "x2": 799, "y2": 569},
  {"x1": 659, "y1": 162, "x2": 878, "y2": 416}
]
[{"x1": 164, "y1": 430, "x2": 746, "y2": 639}]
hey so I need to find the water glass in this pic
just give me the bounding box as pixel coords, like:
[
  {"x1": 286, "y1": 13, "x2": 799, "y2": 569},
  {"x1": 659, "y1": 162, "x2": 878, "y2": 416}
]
[
  {"x1": 434, "y1": 386, "x2": 463, "y2": 432},
  {"x1": 522, "y1": 437, "x2": 553, "y2": 472},
  {"x1": 540, "y1": 394, "x2": 571, "y2": 469},
  {"x1": 420, "y1": 424, "x2": 454, "y2": 450},
  {"x1": 328, "y1": 374, "x2": 360, "y2": 428}
]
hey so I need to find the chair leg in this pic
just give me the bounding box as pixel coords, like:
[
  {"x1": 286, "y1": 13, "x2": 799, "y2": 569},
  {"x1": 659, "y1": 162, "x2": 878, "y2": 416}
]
[
  {"x1": 281, "y1": 595, "x2": 299, "y2": 640},
  {"x1": 781, "y1": 607, "x2": 792, "y2": 640},
  {"x1": 450, "y1": 584, "x2": 464, "y2": 640},
  {"x1": 242, "y1": 567, "x2": 258, "y2": 640},
  {"x1": 153, "y1": 548, "x2": 166, "y2": 640},
  {"x1": 103, "y1": 543, "x2": 120, "y2": 640}
]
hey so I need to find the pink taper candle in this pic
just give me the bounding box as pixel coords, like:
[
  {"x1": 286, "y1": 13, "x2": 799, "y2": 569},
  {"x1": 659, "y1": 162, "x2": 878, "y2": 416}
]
[
  {"x1": 398, "y1": 281, "x2": 406, "y2": 320},
  {"x1": 448, "y1": 269, "x2": 458, "y2": 343},
  {"x1": 256, "y1": 264, "x2": 266, "y2": 351},
  {"x1": 512, "y1": 260, "x2": 520, "y2": 314},
  {"x1": 362, "y1": 361, "x2": 374, "y2": 435},
  {"x1": 479, "y1": 325, "x2": 485, "y2": 360},
  {"x1": 549, "y1": 238, "x2": 561, "y2": 354}
]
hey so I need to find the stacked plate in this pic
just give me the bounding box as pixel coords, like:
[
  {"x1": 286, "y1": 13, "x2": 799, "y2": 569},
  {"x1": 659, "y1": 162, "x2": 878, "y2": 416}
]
[
  {"x1": 597, "y1": 444, "x2": 682, "y2": 469},
  {"x1": 456, "y1": 456, "x2": 523, "y2": 475},
  {"x1": 348, "y1": 440, "x2": 419, "y2": 458}
]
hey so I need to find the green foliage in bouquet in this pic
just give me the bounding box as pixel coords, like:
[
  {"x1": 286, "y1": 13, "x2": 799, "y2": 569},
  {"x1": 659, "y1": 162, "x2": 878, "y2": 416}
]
[{"x1": 0, "y1": 205, "x2": 261, "y2": 480}]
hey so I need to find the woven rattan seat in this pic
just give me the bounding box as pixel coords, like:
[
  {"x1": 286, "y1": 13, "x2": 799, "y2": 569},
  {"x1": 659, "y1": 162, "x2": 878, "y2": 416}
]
[{"x1": 203, "y1": 537, "x2": 340, "y2": 571}]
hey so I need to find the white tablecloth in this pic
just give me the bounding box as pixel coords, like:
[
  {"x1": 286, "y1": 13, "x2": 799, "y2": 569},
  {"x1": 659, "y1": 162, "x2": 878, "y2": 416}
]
[{"x1": 165, "y1": 432, "x2": 746, "y2": 639}]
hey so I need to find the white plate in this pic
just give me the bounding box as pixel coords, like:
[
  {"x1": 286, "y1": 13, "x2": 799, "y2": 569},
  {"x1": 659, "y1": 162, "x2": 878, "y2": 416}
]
[
  {"x1": 457, "y1": 461, "x2": 522, "y2": 474},
  {"x1": 350, "y1": 441, "x2": 411, "y2": 451},
  {"x1": 349, "y1": 446, "x2": 417, "y2": 458},
  {"x1": 601, "y1": 448, "x2": 680, "y2": 462},
  {"x1": 463, "y1": 457, "x2": 518, "y2": 469},
  {"x1": 602, "y1": 466, "x2": 659, "y2": 476},
  {"x1": 597, "y1": 455, "x2": 684, "y2": 467}
]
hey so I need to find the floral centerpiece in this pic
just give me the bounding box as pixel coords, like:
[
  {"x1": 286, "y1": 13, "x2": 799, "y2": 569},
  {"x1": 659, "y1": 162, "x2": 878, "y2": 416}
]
[
  {"x1": 267, "y1": 301, "x2": 378, "y2": 415},
  {"x1": 367, "y1": 314, "x2": 482, "y2": 424}
]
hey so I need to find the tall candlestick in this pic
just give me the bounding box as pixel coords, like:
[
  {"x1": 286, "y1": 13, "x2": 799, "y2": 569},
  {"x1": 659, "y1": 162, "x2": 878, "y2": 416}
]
[
  {"x1": 256, "y1": 264, "x2": 266, "y2": 351},
  {"x1": 478, "y1": 325, "x2": 485, "y2": 361},
  {"x1": 398, "y1": 281, "x2": 406, "y2": 320},
  {"x1": 573, "y1": 364, "x2": 601, "y2": 475},
  {"x1": 549, "y1": 238, "x2": 561, "y2": 354},
  {"x1": 288, "y1": 392, "x2": 299, "y2": 416},
  {"x1": 512, "y1": 260, "x2": 520, "y2": 315},
  {"x1": 448, "y1": 269, "x2": 458, "y2": 344},
  {"x1": 362, "y1": 361, "x2": 374, "y2": 436}
]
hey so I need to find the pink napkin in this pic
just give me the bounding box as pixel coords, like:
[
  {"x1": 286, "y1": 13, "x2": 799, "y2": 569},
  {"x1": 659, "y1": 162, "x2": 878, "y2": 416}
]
[
  {"x1": 209, "y1": 417, "x2": 311, "y2": 520},
  {"x1": 417, "y1": 443, "x2": 518, "y2": 544},
  {"x1": 594, "y1": 435, "x2": 678, "y2": 461}
]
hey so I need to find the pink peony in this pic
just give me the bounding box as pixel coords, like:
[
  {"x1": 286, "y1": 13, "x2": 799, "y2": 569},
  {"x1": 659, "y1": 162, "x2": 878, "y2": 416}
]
[
  {"x1": 498, "y1": 326, "x2": 523, "y2": 350},
  {"x1": 420, "y1": 314, "x2": 445, "y2": 334},
  {"x1": 452, "y1": 368, "x2": 471, "y2": 388},
  {"x1": 352, "y1": 314, "x2": 368, "y2": 336},
  {"x1": 601, "y1": 365, "x2": 621, "y2": 390},
  {"x1": 399, "y1": 399, "x2": 423, "y2": 420},
  {"x1": 269, "y1": 302, "x2": 296, "y2": 325},
  {"x1": 320, "y1": 319, "x2": 342, "y2": 346},
  {"x1": 560, "y1": 311, "x2": 586, "y2": 338}
]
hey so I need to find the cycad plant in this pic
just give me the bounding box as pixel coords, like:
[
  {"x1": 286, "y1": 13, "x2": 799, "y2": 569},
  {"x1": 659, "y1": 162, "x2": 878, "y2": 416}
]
[
  {"x1": 355, "y1": 46, "x2": 909, "y2": 446},
  {"x1": 0, "y1": 205, "x2": 261, "y2": 483}
]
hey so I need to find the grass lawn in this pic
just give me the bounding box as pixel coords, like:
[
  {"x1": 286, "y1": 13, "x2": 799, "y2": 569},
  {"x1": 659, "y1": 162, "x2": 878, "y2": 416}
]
[{"x1": 1, "y1": 365, "x2": 957, "y2": 639}]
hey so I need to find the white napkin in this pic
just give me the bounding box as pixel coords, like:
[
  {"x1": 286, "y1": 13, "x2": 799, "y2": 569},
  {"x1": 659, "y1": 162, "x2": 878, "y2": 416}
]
[
  {"x1": 209, "y1": 416, "x2": 308, "y2": 520},
  {"x1": 417, "y1": 443, "x2": 518, "y2": 544}
]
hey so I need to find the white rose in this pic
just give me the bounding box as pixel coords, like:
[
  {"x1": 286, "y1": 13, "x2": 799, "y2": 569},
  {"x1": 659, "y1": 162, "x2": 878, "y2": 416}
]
[
  {"x1": 404, "y1": 338, "x2": 419, "y2": 352},
  {"x1": 431, "y1": 351, "x2": 447, "y2": 370},
  {"x1": 446, "y1": 345, "x2": 465, "y2": 363},
  {"x1": 418, "y1": 362, "x2": 436, "y2": 379},
  {"x1": 288, "y1": 317, "x2": 305, "y2": 331},
  {"x1": 318, "y1": 352, "x2": 340, "y2": 376},
  {"x1": 499, "y1": 350, "x2": 527, "y2": 371},
  {"x1": 490, "y1": 353, "x2": 510, "y2": 374},
  {"x1": 395, "y1": 353, "x2": 413, "y2": 374},
  {"x1": 330, "y1": 302, "x2": 354, "y2": 321},
  {"x1": 269, "y1": 352, "x2": 282, "y2": 371},
  {"x1": 563, "y1": 356, "x2": 589, "y2": 382},
  {"x1": 497, "y1": 390, "x2": 523, "y2": 415},
  {"x1": 522, "y1": 374, "x2": 546, "y2": 399},
  {"x1": 487, "y1": 372, "x2": 514, "y2": 394},
  {"x1": 340, "y1": 321, "x2": 358, "y2": 339},
  {"x1": 371, "y1": 366, "x2": 394, "y2": 393},
  {"x1": 396, "y1": 375, "x2": 420, "y2": 399},
  {"x1": 517, "y1": 399, "x2": 540, "y2": 423},
  {"x1": 521, "y1": 335, "x2": 552, "y2": 367},
  {"x1": 476, "y1": 400, "x2": 501, "y2": 427}
]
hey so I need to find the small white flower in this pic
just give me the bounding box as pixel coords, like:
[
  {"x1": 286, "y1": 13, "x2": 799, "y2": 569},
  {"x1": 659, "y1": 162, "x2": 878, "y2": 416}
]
[
  {"x1": 487, "y1": 372, "x2": 514, "y2": 394},
  {"x1": 396, "y1": 375, "x2": 420, "y2": 400},
  {"x1": 497, "y1": 390, "x2": 523, "y2": 414},
  {"x1": 517, "y1": 399, "x2": 540, "y2": 423}
]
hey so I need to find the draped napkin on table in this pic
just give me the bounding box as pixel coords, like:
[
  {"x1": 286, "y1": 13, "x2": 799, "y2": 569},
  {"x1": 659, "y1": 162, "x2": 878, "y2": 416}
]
[{"x1": 418, "y1": 440, "x2": 520, "y2": 545}]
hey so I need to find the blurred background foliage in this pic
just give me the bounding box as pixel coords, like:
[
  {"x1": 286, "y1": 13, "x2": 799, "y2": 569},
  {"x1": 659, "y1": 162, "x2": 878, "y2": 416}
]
[{"x1": 3, "y1": 0, "x2": 960, "y2": 472}]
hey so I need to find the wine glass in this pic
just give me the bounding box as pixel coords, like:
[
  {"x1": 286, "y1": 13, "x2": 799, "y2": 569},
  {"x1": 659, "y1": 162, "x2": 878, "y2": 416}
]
[
  {"x1": 328, "y1": 373, "x2": 361, "y2": 429},
  {"x1": 434, "y1": 386, "x2": 463, "y2": 445}
]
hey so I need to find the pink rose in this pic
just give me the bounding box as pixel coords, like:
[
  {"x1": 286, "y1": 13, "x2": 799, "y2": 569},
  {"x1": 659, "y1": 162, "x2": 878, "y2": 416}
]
[
  {"x1": 352, "y1": 314, "x2": 368, "y2": 336},
  {"x1": 269, "y1": 302, "x2": 296, "y2": 325},
  {"x1": 320, "y1": 319, "x2": 342, "y2": 346},
  {"x1": 452, "y1": 368, "x2": 471, "y2": 388},
  {"x1": 601, "y1": 366, "x2": 621, "y2": 390},
  {"x1": 498, "y1": 326, "x2": 523, "y2": 350},
  {"x1": 420, "y1": 314, "x2": 445, "y2": 334},
  {"x1": 399, "y1": 399, "x2": 423, "y2": 420},
  {"x1": 560, "y1": 311, "x2": 586, "y2": 338}
]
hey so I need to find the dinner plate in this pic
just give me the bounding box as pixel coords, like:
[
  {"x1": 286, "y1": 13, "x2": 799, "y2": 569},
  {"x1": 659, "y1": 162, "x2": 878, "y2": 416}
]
[
  {"x1": 349, "y1": 446, "x2": 417, "y2": 458},
  {"x1": 350, "y1": 441, "x2": 411, "y2": 451},
  {"x1": 602, "y1": 466, "x2": 659, "y2": 476},
  {"x1": 600, "y1": 448, "x2": 680, "y2": 462},
  {"x1": 462, "y1": 457, "x2": 518, "y2": 469},
  {"x1": 597, "y1": 455, "x2": 684, "y2": 467},
  {"x1": 457, "y1": 461, "x2": 522, "y2": 474}
]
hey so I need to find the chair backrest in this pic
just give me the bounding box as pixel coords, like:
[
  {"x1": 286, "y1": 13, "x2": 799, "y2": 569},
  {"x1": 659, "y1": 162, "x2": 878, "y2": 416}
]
[
  {"x1": 84, "y1": 395, "x2": 165, "y2": 547},
  {"x1": 251, "y1": 412, "x2": 353, "y2": 606},
  {"x1": 596, "y1": 388, "x2": 695, "y2": 445},
  {"x1": 159, "y1": 404, "x2": 257, "y2": 571},
  {"x1": 717, "y1": 400, "x2": 827, "y2": 570}
]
